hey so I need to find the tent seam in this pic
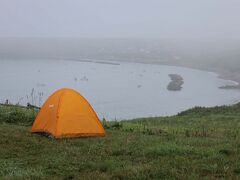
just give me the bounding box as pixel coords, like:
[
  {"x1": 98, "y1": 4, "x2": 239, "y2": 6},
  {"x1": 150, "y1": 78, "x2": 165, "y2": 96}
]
[{"x1": 55, "y1": 90, "x2": 65, "y2": 136}]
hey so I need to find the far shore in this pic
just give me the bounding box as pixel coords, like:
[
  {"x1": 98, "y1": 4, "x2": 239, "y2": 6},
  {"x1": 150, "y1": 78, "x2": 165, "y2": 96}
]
[
  {"x1": 1, "y1": 38, "x2": 239, "y2": 90},
  {"x1": 71, "y1": 58, "x2": 240, "y2": 89},
  {"x1": 96, "y1": 58, "x2": 240, "y2": 90}
]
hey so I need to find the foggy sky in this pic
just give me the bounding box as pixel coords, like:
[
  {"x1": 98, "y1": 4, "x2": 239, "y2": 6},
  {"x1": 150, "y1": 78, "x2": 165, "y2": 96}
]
[{"x1": 0, "y1": 0, "x2": 240, "y2": 38}]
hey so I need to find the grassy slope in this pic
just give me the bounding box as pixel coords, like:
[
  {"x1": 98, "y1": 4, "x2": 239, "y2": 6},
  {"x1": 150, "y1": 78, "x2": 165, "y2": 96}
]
[{"x1": 0, "y1": 104, "x2": 240, "y2": 179}]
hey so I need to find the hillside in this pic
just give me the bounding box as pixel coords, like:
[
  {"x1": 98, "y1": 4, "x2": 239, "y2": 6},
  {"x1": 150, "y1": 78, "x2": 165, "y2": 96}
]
[{"x1": 0, "y1": 103, "x2": 240, "y2": 179}]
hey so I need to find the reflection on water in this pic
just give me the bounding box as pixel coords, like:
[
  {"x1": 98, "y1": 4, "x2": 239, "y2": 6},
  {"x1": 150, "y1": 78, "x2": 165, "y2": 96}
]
[{"x1": 0, "y1": 59, "x2": 240, "y2": 120}]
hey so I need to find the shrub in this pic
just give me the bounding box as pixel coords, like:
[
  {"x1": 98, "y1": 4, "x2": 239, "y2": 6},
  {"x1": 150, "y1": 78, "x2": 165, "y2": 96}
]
[
  {"x1": 0, "y1": 105, "x2": 37, "y2": 126},
  {"x1": 111, "y1": 121, "x2": 123, "y2": 130}
]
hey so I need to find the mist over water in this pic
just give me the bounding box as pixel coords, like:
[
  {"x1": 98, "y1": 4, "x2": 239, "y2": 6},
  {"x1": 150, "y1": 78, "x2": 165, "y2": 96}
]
[{"x1": 0, "y1": 1, "x2": 240, "y2": 120}]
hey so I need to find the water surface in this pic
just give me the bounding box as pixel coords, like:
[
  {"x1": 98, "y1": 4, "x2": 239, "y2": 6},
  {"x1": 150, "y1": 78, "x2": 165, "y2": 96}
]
[{"x1": 0, "y1": 59, "x2": 239, "y2": 120}]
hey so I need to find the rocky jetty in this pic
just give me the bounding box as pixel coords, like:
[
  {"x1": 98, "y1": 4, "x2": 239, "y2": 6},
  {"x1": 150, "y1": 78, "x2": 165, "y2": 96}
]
[{"x1": 167, "y1": 74, "x2": 184, "y2": 91}]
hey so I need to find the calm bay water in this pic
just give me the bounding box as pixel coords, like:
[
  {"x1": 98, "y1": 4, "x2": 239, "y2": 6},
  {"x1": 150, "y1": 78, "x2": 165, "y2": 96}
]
[{"x1": 0, "y1": 59, "x2": 240, "y2": 120}]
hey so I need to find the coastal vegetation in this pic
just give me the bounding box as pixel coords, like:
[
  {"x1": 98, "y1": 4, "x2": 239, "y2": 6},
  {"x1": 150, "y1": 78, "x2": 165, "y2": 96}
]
[{"x1": 1, "y1": 103, "x2": 240, "y2": 179}]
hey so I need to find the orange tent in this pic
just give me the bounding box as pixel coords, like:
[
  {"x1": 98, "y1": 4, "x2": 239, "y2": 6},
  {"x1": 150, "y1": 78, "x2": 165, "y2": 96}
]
[{"x1": 31, "y1": 88, "x2": 105, "y2": 138}]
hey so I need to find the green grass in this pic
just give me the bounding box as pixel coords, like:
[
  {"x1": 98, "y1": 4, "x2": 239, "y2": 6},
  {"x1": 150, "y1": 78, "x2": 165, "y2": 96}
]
[{"x1": 0, "y1": 103, "x2": 240, "y2": 179}]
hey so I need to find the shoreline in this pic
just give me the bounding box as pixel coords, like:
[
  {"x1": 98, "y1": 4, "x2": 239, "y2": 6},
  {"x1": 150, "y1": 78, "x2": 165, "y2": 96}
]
[
  {"x1": 1, "y1": 57, "x2": 240, "y2": 89},
  {"x1": 77, "y1": 58, "x2": 240, "y2": 88},
  {"x1": 102, "y1": 58, "x2": 240, "y2": 89},
  {"x1": 54, "y1": 56, "x2": 240, "y2": 88}
]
